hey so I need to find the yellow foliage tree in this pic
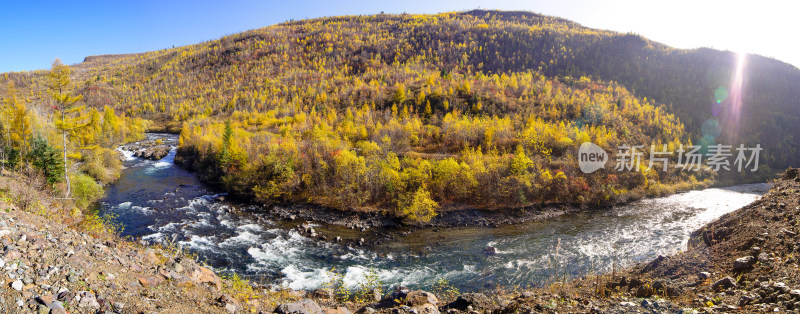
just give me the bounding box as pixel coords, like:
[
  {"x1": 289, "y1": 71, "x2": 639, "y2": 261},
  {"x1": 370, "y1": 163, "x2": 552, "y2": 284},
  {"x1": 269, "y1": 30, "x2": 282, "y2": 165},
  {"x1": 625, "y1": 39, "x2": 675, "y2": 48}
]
[
  {"x1": 49, "y1": 59, "x2": 85, "y2": 197},
  {"x1": 400, "y1": 186, "x2": 439, "y2": 223}
]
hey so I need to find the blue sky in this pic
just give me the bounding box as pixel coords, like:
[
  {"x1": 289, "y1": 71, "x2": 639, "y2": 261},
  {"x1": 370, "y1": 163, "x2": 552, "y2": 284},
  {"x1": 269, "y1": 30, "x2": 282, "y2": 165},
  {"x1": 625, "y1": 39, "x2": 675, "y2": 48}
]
[{"x1": 1, "y1": 0, "x2": 797, "y2": 72}]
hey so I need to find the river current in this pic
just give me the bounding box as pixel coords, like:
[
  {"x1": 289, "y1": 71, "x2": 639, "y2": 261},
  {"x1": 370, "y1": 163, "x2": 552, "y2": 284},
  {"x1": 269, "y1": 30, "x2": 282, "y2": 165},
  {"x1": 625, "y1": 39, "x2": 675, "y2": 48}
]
[{"x1": 98, "y1": 134, "x2": 768, "y2": 292}]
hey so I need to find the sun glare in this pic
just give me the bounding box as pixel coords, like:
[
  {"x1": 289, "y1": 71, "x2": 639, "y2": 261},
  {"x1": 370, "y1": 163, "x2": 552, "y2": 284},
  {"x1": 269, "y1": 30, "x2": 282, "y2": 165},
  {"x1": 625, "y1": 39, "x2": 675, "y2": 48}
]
[
  {"x1": 726, "y1": 52, "x2": 747, "y2": 137},
  {"x1": 703, "y1": 52, "x2": 747, "y2": 146}
]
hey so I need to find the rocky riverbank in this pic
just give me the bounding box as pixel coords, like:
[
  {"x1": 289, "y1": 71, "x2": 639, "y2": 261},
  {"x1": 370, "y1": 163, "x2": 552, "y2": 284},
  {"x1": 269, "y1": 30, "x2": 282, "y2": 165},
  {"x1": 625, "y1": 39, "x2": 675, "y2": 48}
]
[
  {"x1": 464, "y1": 168, "x2": 799, "y2": 313},
  {"x1": 270, "y1": 169, "x2": 798, "y2": 314},
  {"x1": 120, "y1": 139, "x2": 172, "y2": 161},
  {"x1": 1, "y1": 168, "x2": 795, "y2": 313},
  {"x1": 623, "y1": 168, "x2": 800, "y2": 312},
  {"x1": 262, "y1": 202, "x2": 577, "y2": 249},
  {"x1": 0, "y1": 196, "x2": 251, "y2": 313},
  {"x1": 271, "y1": 203, "x2": 576, "y2": 230}
]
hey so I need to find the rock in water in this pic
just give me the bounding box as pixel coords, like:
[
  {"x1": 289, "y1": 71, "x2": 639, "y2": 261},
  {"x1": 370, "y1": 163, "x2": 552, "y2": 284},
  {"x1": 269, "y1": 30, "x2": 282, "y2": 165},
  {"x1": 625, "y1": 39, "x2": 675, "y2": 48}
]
[{"x1": 125, "y1": 140, "x2": 171, "y2": 160}]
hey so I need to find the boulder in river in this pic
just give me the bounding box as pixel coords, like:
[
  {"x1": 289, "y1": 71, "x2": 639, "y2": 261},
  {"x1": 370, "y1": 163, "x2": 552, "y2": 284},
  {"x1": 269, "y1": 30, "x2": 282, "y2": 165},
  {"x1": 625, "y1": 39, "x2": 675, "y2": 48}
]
[
  {"x1": 123, "y1": 138, "x2": 172, "y2": 160},
  {"x1": 134, "y1": 145, "x2": 170, "y2": 160}
]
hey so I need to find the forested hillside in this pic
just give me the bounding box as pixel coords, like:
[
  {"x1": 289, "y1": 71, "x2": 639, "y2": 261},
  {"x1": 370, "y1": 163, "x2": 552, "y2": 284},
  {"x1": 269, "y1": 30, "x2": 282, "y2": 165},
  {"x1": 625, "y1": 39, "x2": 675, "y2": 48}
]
[
  {"x1": 3, "y1": 10, "x2": 796, "y2": 222},
  {"x1": 0, "y1": 60, "x2": 147, "y2": 241}
]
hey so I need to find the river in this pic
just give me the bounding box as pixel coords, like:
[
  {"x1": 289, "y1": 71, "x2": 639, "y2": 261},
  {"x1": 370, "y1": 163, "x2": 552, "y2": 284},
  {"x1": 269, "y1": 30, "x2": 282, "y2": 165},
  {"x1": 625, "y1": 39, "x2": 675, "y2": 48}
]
[{"x1": 98, "y1": 134, "x2": 769, "y2": 292}]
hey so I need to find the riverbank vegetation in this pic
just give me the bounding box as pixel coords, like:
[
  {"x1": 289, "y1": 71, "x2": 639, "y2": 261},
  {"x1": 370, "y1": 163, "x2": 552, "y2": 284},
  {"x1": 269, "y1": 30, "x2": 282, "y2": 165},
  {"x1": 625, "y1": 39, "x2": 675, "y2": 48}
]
[
  {"x1": 174, "y1": 71, "x2": 715, "y2": 222},
  {"x1": 0, "y1": 60, "x2": 147, "y2": 234}
]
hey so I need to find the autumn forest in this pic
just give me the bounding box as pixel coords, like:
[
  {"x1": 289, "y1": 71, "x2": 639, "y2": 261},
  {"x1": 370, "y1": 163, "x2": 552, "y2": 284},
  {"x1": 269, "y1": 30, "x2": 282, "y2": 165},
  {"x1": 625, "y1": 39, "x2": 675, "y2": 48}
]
[{"x1": 1, "y1": 10, "x2": 797, "y2": 223}]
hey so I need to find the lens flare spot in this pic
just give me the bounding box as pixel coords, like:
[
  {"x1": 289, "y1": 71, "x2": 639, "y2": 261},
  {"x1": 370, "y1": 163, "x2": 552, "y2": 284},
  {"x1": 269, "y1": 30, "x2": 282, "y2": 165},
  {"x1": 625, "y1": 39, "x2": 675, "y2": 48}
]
[
  {"x1": 697, "y1": 135, "x2": 716, "y2": 155},
  {"x1": 701, "y1": 118, "x2": 722, "y2": 139},
  {"x1": 711, "y1": 101, "x2": 725, "y2": 116},
  {"x1": 714, "y1": 86, "x2": 728, "y2": 104}
]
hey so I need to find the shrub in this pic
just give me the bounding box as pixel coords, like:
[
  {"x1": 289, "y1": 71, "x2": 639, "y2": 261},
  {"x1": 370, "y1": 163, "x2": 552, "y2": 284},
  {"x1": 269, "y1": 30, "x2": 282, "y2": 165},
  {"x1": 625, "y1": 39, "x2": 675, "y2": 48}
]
[
  {"x1": 354, "y1": 268, "x2": 383, "y2": 303},
  {"x1": 223, "y1": 273, "x2": 258, "y2": 302},
  {"x1": 323, "y1": 267, "x2": 351, "y2": 302},
  {"x1": 431, "y1": 278, "x2": 460, "y2": 303},
  {"x1": 399, "y1": 186, "x2": 439, "y2": 223},
  {"x1": 81, "y1": 147, "x2": 123, "y2": 184},
  {"x1": 78, "y1": 210, "x2": 123, "y2": 238},
  {"x1": 70, "y1": 173, "x2": 103, "y2": 209},
  {"x1": 6, "y1": 166, "x2": 47, "y2": 211}
]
